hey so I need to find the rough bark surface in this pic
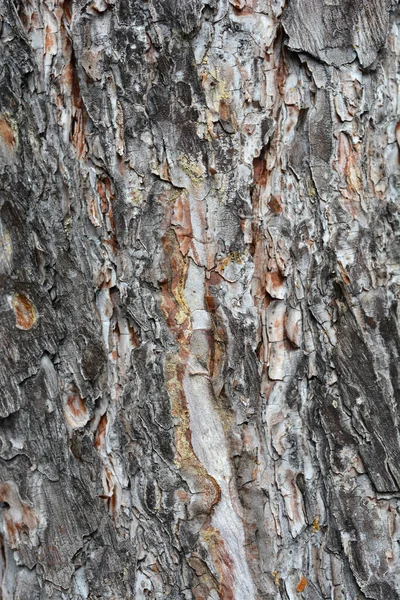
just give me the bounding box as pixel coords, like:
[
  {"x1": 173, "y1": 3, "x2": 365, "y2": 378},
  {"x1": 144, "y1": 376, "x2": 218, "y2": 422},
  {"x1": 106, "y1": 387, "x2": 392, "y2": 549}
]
[{"x1": 1, "y1": 0, "x2": 400, "y2": 598}]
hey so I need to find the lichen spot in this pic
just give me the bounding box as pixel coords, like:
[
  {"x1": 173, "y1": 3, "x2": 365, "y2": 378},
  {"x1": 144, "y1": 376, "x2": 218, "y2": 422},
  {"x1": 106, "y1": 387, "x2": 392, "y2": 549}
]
[
  {"x1": 312, "y1": 515, "x2": 320, "y2": 533},
  {"x1": 296, "y1": 576, "x2": 307, "y2": 593},
  {"x1": 0, "y1": 115, "x2": 17, "y2": 149},
  {"x1": 178, "y1": 153, "x2": 205, "y2": 187},
  {"x1": 12, "y1": 293, "x2": 37, "y2": 330}
]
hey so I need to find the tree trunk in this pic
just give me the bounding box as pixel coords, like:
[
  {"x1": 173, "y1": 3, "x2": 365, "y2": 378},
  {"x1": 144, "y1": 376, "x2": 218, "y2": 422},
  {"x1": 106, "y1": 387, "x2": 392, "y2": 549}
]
[{"x1": 1, "y1": 0, "x2": 400, "y2": 598}]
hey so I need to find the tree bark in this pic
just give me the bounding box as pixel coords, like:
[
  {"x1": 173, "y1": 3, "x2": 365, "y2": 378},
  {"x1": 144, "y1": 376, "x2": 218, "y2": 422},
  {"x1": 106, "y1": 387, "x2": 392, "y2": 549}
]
[{"x1": 1, "y1": 0, "x2": 400, "y2": 598}]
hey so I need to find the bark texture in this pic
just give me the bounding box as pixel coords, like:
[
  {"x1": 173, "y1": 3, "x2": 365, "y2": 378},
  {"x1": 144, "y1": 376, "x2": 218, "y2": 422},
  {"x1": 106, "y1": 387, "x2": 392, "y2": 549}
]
[{"x1": 1, "y1": 0, "x2": 400, "y2": 598}]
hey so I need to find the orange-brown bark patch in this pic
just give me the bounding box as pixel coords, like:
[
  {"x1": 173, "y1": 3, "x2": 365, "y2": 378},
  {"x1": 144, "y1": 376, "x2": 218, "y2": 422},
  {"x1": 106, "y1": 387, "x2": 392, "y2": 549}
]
[
  {"x1": 219, "y1": 99, "x2": 231, "y2": 122},
  {"x1": 67, "y1": 394, "x2": 86, "y2": 418},
  {"x1": 45, "y1": 25, "x2": 54, "y2": 54},
  {"x1": 95, "y1": 413, "x2": 107, "y2": 450},
  {"x1": 172, "y1": 191, "x2": 193, "y2": 256},
  {"x1": 268, "y1": 196, "x2": 282, "y2": 214},
  {"x1": 253, "y1": 154, "x2": 267, "y2": 185},
  {"x1": 0, "y1": 116, "x2": 16, "y2": 148},
  {"x1": 296, "y1": 576, "x2": 307, "y2": 593},
  {"x1": 12, "y1": 293, "x2": 37, "y2": 330},
  {"x1": 232, "y1": 5, "x2": 253, "y2": 15},
  {"x1": 338, "y1": 261, "x2": 351, "y2": 285},
  {"x1": 0, "y1": 483, "x2": 38, "y2": 549},
  {"x1": 201, "y1": 527, "x2": 235, "y2": 600},
  {"x1": 72, "y1": 108, "x2": 87, "y2": 158}
]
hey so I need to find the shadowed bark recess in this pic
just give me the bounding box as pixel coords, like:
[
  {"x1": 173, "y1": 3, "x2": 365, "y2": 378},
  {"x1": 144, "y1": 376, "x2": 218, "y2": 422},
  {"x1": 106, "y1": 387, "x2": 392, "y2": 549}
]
[{"x1": 1, "y1": 0, "x2": 400, "y2": 598}]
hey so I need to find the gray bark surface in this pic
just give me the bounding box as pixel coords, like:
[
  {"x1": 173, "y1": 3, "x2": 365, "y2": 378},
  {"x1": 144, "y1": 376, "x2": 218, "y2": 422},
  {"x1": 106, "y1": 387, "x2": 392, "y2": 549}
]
[{"x1": 0, "y1": 0, "x2": 400, "y2": 598}]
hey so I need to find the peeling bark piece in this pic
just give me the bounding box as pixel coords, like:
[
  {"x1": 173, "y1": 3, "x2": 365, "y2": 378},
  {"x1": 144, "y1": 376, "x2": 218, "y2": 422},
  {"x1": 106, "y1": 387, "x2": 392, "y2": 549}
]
[
  {"x1": 283, "y1": 0, "x2": 392, "y2": 68},
  {"x1": 266, "y1": 300, "x2": 286, "y2": 343}
]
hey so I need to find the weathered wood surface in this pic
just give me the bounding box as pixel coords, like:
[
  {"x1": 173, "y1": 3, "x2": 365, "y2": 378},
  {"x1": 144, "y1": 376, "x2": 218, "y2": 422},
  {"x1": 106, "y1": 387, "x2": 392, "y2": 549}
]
[{"x1": 1, "y1": 0, "x2": 400, "y2": 598}]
